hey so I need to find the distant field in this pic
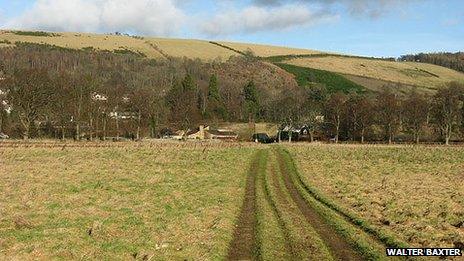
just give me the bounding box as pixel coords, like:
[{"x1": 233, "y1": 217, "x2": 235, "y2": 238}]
[
  {"x1": 0, "y1": 142, "x2": 257, "y2": 260},
  {"x1": 145, "y1": 38, "x2": 238, "y2": 61},
  {"x1": 217, "y1": 41, "x2": 323, "y2": 57},
  {"x1": 287, "y1": 144, "x2": 464, "y2": 248},
  {"x1": 3, "y1": 30, "x2": 464, "y2": 91},
  {"x1": 284, "y1": 56, "x2": 464, "y2": 89},
  {"x1": 342, "y1": 74, "x2": 435, "y2": 94},
  {"x1": 0, "y1": 31, "x2": 164, "y2": 59},
  {"x1": 0, "y1": 30, "x2": 322, "y2": 61}
]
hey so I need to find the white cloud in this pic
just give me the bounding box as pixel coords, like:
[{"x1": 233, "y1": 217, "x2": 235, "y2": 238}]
[
  {"x1": 5, "y1": 0, "x2": 186, "y2": 36},
  {"x1": 252, "y1": 0, "x2": 420, "y2": 18},
  {"x1": 200, "y1": 4, "x2": 336, "y2": 36}
]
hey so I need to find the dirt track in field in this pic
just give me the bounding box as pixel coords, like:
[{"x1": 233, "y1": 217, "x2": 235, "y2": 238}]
[
  {"x1": 227, "y1": 152, "x2": 260, "y2": 260},
  {"x1": 274, "y1": 149, "x2": 362, "y2": 260},
  {"x1": 227, "y1": 147, "x2": 369, "y2": 260}
]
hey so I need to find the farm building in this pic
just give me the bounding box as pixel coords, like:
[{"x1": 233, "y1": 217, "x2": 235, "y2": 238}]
[
  {"x1": 278, "y1": 124, "x2": 324, "y2": 142},
  {"x1": 164, "y1": 125, "x2": 238, "y2": 140},
  {"x1": 206, "y1": 129, "x2": 239, "y2": 140},
  {"x1": 186, "y1": 125, "x2": 210, "y2": 139}
]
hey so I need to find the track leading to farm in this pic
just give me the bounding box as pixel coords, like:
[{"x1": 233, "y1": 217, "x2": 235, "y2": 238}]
[{"x1": 227, "y1": 147, "x2": 394, "y2": 260}]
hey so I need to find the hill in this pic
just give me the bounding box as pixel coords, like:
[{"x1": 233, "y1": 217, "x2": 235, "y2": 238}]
[
  {"x1": 282, "y1": 55, "x2": 464, "y2": 92},
  {"x1": 1, "y1": 29, "x2": 464, "y2": 93},
  {"x1": 0, "y1": 30, "x2": 323, "y2": 61}
]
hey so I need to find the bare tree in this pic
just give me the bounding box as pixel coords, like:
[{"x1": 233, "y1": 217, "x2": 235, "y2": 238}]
[
  {"x1": 431, "y1": 82, "x2": 464, "y2": 145},
  {"x1": 403, "y1": 89, "x2": 430, "y2": 144},
  {"x1": 6, "y1": 69, "x2": 54, "y2": 139},
  {"x1": 346, "y1": 94, "x2": 374, "y2": 143},
  {"x1": 325, "y1": 92, "x2": 348, "y2": 143},
  {"x1": 377, "y1": 87, "x2": 402, "y2": 144}
]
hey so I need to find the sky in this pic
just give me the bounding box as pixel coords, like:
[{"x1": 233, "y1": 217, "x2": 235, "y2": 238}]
[{"x1": 0, "y1": 0, "x2": 462, "y2": 57}]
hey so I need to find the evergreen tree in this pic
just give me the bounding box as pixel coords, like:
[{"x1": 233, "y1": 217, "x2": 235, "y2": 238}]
[
  {"x1": 243, "y1": 80, "x2": 260, "y2": 121},
  {"x1": 208, "y1": 75, "x2": 220, "y2": 101},
  {"x1": 206, "y1": 74, "x2": 227, "y2": 120}
]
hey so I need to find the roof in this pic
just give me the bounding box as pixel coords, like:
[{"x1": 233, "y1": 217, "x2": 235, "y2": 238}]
[{"x1": 207, "y1": 130, "x2": 237, "y2": 136}]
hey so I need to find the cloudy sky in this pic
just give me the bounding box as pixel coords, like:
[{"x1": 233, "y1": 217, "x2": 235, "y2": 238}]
[{"x1": 0, "y1": 0, "x2": 463, "y2": 57}]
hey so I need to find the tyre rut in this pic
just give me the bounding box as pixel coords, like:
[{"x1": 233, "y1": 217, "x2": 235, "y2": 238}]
[
  {"x1": 274, "y1": 148, "x2": 362, "y2": 261},
  {"x1": 227, "y1": 151, "x2": 261, "y2": 261}
]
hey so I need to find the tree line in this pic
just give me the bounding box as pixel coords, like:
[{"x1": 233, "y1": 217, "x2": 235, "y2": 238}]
[
  {"x1": 0, "y1": 43, "x2": 463, "y2": 144},
  {"x1": 399, "y1": 52, "x2": 464, "y2": 73}
]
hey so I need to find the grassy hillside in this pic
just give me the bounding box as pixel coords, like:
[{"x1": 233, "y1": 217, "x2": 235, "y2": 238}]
[
  {"x1": 2, "y1": 29, "x2": 464, "y2": 92},
  {"x1": 0, "y1": 30, "x2": 323, "y2": 61},
  {"x1": 283, "y1": 56, "x2": 464, "y2": 90},
  {"x1": 275, "y1": 63, "x2": 365, "y2": 93},
  {"x1": 216, "y1": 41, "x2": 323, "y2": 57},
  {"x1": 0, "y1": 31, "x2": 164, "y2": 59}
]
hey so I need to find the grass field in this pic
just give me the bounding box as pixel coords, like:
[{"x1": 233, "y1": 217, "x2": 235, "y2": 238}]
[
  {"x1": 1, "y1": 141, "x2": 462, "y2": 259},
  {"x1": 0, "y1": 142, "x2": 257, "y2": 260},
  {"x1": 275, "y1": 63, "x2": 366, "y2": 93},
  {"x1": 216, "y1": 41, "x2": 323, "y2": 57},
  {"x1": 286, "y1": 144, "x2": 464, "y2": 249},
  {"x1": 0, "y1": 31, "x2": 165, "y2": 59},
  {"x1": 0, "y1": 30, "x2": 322, "y2": 61},
  {"x1": 284, "y1": 56, "x2": 464, "y2": 89},
  {"x1": 145, "y1": 38, "x2": 238, "y2": 61}
]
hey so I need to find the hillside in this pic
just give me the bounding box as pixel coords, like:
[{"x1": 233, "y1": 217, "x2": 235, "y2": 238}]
[
  {"x1": 282, "y1": 56, "x2": 464, "y2": 91},
  {"x1": 1, "y1": 29, "x2": 464, "y2": 93},
  {"x1": 0, "y1": 30, "x2": 323, "y2": 61}
]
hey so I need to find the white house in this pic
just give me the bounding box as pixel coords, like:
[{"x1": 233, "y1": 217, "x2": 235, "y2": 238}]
[
  {"x1": 92, "y1": 92, "x2": 108, "y2": 101},
  {"x1": 2, "y1": 100, "x2": 12, "y2": 114}
]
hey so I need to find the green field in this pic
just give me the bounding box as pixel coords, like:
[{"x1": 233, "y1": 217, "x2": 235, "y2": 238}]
[
  {"x1": 1, "y1": 142, "x2": 463, "y2": 259},
  {"x1": 0, "y1": 142, "x2": 256, "y2": 260},
  {"x1": 275, "y1": 63, "x2": 366, "y2": 93}
]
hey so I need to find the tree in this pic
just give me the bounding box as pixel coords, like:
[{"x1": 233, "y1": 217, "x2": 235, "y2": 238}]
[
  {"x1": 166, "y1": 74, "x2": 201, "y2": 130},
  {"x1": 431, "y1": 82, "x2": 463, "y2": 145},
  {"x1": 298, "y1": 85, "x2": 327, "y2": 142},
  {"x1": 325, "y1": 92, "x2": 348, "y2": 143},
  {"x1": 243, "y1": 80, "x2": 260, "y2": 122},
  {"x1": 346, "y1": 94, "x2": 374, "y2": 143},
  {"x1": 61, "y1": 74, "x2": 96, "y2": 140},
  {"x1": 206, "y1": 74, "x2": 227, "y2": 120},
  {"x1": 6, "y1": 69, "x2": 54, "y2": 139},
  {"x1": 403, "y1": 90, "x2": 430, "y2": 144},
  {"x1": 52, "y1": 73, "x2": 74, "y2": 139},
  {"x1": 376, "y1": 87, "x2": 401, "y2": 144}
]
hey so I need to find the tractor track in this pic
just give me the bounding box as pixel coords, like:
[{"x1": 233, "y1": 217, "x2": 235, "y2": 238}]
[
  {"x1": 228, "y1": 147, "x2": 394, "y2": 260},
  {"x1": 227, "y1": 151, "x2": 261, "y2": 260},
  {"x1": 274, "y1": 148, "x2": 362, "y2": 260},
  {"x1": 260, "y1": 154, "x2": 296, "y2": 259}
]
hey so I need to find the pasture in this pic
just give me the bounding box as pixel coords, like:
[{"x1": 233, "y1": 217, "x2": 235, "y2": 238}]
[
  {"x1": 216, "y1": 41, "x2": 323, "y2": 57},
  {"x1": 0, "y1": 141, "x2": 257, "y2": 260},
  {"x1": 287, "y1": 144, "x2": 464, "y2": 249},
  {"x1": 0, "y1": 141, "x2": 462, "y2": 259},
  {"x1": 0, "y1": 30, "x2": 325, "y2": 61},
  {"x1": 284, "y1": 56, "x2": 464, "y2": 89}
]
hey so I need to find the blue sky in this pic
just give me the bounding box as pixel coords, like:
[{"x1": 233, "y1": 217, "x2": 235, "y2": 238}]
[{"x1": 0, "y1": 0, "x2": 462, "y2": 57}]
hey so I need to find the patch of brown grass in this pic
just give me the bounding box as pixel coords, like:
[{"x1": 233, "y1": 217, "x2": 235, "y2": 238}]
[
  {"x1": 287, "y1": 144, "x2": 464, "y2": 248},
  {"x1": 218, "y1": 41, "x2": 323, "y2": 57},
  {"x1": 0, "y1": 141, "x2": 258, "y2": 259}
]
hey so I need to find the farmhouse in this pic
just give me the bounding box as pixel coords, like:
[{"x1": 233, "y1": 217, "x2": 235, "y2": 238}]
[
  {"x1": 1, "y1": 100, "x2": 11, "y2": 114},
  {"x1": 109, "y1": 111, "x2": 138, "y2": 120},
  {"x1": 278, "y1": 124, "x2": 323, "y2": 142},
  {"x1": 91, "y1": 92, "x2": 108, "y2": 101},
  {"x1": 166, "y1": 125, "x2": 238, "y2": 140}
]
